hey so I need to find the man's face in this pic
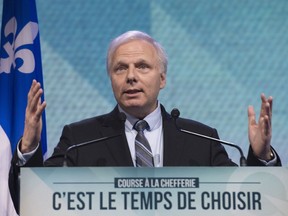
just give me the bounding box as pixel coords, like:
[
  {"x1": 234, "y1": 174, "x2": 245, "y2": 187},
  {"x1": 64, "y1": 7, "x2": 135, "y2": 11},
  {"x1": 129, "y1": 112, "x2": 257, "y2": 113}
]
[{"x1": 110, "y1": 40, "x2": 166, "y2": 118}]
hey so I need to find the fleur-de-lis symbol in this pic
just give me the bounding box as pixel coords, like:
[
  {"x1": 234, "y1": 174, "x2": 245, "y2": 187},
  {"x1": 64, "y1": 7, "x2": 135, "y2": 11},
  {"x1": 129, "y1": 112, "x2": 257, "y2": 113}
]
[{"x1": 0, "y1": 17, "x2": 39, "y2": 74}]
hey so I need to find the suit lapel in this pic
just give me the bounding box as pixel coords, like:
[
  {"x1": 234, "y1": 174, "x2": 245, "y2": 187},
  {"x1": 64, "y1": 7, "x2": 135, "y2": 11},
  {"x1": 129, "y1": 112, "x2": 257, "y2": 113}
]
[
  {"x1": 101, "y1": 107, "x2": 134, "y2": 166},
  {"x1": 161, "y1": 106, "x2": 184, "y2": 166}
]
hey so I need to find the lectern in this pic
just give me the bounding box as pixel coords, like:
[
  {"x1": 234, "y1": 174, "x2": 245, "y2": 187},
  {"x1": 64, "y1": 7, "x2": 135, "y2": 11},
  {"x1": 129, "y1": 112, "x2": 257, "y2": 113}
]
[{"x1": 20, "y1": 167, "x2": 288, "y2": 215}]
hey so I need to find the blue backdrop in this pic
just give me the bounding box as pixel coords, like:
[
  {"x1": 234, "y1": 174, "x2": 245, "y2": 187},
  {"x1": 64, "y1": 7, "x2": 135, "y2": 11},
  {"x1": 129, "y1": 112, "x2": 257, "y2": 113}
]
[{"x1": 1, "y1": 0, "x2": 287, "y2": 165}]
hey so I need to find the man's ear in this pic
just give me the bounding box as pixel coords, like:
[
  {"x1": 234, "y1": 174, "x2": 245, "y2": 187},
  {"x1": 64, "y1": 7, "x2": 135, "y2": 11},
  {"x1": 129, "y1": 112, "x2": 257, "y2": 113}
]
[{"x1": 160, "y1": 72, "x2": 166, "y2": 89}]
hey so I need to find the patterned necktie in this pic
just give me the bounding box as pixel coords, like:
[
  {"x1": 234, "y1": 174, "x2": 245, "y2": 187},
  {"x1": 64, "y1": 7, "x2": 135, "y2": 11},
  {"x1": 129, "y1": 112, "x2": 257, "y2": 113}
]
[{"x1": 134, "y1": 120, "x2": 154, "y2": 167}]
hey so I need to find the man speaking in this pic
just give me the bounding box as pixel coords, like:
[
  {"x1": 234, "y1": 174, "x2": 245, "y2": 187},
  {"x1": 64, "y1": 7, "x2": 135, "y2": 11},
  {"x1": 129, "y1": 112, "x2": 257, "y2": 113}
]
[{"x1": 10, "y1": 31, "x2": 281, "y2": 211}]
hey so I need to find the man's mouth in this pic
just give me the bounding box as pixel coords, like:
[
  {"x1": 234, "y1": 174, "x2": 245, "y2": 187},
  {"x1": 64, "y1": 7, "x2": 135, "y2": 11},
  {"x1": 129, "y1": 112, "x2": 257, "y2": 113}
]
[{"x1": 124, "y1": 89, "x2": 143, "y2": 94}]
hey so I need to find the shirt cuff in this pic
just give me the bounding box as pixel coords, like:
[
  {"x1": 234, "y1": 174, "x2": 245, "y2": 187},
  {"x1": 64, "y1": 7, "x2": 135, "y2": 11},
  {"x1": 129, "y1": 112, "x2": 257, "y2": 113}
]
[
  {"x1": 17, "y1": 140, "x2": 39, "y2": 166},
  {"x1": 257, "y1": 149, "x2": 277, "y2": 166}
]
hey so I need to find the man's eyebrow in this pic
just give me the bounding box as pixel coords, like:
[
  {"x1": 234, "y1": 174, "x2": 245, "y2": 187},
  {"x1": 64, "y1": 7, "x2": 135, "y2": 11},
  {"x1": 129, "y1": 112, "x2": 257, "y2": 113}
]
[
  {"x1": 134, "y1": 59, "x2": 152, "y2": 65},
  {"x1": 113, "y1": 59, "x2": 150, "y2": 66},
  {"x1": 113, "y1": 61, "x2": 128, "y2": 67}
]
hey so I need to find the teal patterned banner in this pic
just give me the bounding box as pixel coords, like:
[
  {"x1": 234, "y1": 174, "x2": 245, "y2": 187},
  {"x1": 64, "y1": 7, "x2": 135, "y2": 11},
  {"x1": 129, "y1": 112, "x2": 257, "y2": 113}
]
[
  {"x1": 38, "y1": 0, "x2": 288, "y2": 166},
  {"x1": 0, "y1": 0, "x2": 287, "y2": 164}
]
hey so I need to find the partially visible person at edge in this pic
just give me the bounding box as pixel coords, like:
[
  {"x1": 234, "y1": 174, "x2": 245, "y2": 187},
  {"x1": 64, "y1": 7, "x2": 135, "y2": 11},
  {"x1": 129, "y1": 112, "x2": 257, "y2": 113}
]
[{"x1": 9, "y1": 30, "x2": 281, "y2": 213}]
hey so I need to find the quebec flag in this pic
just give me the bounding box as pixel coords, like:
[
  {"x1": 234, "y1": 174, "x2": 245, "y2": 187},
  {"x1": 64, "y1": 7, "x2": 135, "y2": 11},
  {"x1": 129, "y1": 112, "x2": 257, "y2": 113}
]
[{"x1": 0, "y1": 0, "x2": 47, "y2": 215}]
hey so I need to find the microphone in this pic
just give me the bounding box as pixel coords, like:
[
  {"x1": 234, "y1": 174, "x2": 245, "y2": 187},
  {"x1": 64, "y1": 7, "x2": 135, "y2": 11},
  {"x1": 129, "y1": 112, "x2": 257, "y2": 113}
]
[
  {"x1": 63, "y1": 112, "x2": 127, "y2": 166},
  {"x1": 171, "y1": 108, "x2": 247, "y2": 166}
]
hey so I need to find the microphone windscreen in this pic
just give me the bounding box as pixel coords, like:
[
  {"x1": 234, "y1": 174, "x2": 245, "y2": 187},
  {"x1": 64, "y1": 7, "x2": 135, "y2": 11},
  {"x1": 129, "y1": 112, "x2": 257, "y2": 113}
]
[{"x1": 171, "y1": 108, "x2": 180, "y2": 119}]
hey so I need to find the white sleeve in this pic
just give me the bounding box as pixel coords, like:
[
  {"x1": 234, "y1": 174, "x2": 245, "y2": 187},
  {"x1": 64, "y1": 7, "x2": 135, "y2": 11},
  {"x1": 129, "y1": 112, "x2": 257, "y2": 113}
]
[{"x1": 16, "y1": 140, "x2": 39, "y2": 166}]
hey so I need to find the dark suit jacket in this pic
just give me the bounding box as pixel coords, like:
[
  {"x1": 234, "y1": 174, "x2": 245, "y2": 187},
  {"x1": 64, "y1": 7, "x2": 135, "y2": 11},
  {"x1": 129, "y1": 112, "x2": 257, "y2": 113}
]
[
  {"x1": 9, "y1": 105, "x2": 281, "y2": 212},
  {"x1": 12, "y1": 105, "x2": 281, "y2": 167}
]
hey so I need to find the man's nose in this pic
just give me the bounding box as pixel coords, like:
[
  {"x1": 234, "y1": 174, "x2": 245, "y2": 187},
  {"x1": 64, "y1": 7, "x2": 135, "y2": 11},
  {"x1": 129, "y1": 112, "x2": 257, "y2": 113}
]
[{"x1": 126, "y1": 66, "x2": 137, "y2": 83}]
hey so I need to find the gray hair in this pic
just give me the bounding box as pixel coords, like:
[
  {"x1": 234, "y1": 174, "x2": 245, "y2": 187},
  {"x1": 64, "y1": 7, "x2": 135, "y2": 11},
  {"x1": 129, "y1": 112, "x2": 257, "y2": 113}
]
[{"x1": 106, "y1": 30, "x2": 168, "y2": 75}]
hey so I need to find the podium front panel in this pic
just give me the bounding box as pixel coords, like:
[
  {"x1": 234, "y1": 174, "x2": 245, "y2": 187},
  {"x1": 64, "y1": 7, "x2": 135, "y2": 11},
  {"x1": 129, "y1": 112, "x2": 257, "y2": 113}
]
[{"x1": 20, "y1": 167, "x2": 288, "y2": 216}]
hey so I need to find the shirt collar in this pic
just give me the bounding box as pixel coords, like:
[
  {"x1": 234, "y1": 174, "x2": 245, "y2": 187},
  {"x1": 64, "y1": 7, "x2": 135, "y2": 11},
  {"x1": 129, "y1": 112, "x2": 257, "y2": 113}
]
[{"x1": 118, "y1": 102, "x2": 162, "y2": 132}]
